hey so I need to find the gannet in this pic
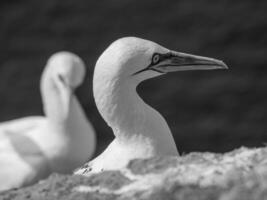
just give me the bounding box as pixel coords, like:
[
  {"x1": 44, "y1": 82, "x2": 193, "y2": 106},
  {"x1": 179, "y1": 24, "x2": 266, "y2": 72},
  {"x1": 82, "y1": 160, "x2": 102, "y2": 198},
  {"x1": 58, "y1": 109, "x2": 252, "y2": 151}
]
[
  {"x1": 75, "y1": 37, "x2": 227, "y2": 174},
  {"x1": 0, "y1": 52, "x2": 96, "y2": 191}
]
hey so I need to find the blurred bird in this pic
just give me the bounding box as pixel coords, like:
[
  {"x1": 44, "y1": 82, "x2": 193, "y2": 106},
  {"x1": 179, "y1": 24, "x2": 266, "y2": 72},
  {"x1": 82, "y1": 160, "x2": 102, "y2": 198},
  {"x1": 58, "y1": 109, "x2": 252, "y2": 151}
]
[
  {"x1": 0, "y1": 52, "x2": 96, "y2": 191},
  {"x1": 75, "y1": 37, "x2": 227, "y2": 175}
]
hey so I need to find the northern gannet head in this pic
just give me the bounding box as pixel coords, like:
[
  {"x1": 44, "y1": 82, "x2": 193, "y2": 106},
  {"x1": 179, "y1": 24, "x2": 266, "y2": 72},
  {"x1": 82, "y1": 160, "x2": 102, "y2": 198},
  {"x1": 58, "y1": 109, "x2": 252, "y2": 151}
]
[
  {"x1": 47, "y1": 51, "x2": 86, "y2": 90},
  {"x1": 91, "y1": 37, "x2": 228, "y2": 167},
  {"x1": 94, "y1": 36, "x2": 228, "y2": 139},
  {"x1": 41, "y1": 52, "x2": 87, "y2": 119},
  {"x1": 95, "y1": 37, "x2": 227, "y2": 85}
]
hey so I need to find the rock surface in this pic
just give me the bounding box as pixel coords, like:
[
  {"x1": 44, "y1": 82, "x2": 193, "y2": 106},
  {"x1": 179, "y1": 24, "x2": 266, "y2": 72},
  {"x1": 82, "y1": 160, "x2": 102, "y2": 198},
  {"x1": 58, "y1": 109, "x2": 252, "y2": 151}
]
[{"x1": 1, "y1": 147, "x2": 267, "y2": 200}]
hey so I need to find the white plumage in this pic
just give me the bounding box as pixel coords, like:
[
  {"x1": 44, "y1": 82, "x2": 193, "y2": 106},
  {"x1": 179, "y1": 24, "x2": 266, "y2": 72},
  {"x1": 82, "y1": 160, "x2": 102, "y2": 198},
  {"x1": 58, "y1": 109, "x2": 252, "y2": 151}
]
[
  {"x1": 0, "y1": 52, "x2": 96, "y2": 191},
  {"x1": 75, "y1": 37, "x2": 227, "y2": 174}
]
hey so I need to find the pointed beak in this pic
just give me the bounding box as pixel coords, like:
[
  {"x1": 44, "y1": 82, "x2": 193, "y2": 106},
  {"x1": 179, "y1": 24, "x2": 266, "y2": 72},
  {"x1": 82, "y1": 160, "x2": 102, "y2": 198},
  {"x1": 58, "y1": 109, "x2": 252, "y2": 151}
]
[
  {"x1": 55, "y1": 75, "x2": 74, "y2": 114},
  {"x1": 151, "y1": 51, "x2": 228, "y2": 73}
]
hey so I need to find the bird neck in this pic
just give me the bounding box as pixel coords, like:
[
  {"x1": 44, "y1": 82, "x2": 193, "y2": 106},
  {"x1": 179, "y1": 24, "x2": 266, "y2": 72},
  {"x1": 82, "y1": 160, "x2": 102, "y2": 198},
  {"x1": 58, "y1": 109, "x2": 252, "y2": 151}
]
[
  {"x1": 40, "y1": 72, "x2": 73, "y2": 125},
  {"x1": 94, "y1": 79, "x2": 142, "y2": 137},
  {"x1": 94, "y1": 75, "x2": 178, "y2": 155}
]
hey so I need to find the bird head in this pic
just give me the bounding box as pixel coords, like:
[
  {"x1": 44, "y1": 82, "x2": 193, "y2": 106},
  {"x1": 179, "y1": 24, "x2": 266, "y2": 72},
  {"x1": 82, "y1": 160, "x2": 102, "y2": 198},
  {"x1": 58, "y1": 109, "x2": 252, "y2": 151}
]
[
  {"x1": 47, "y1": 51, "x2": 86, "y2": 91},
  {"x1": 95, "y1": 37, "x2": 228, "y2": 85}
]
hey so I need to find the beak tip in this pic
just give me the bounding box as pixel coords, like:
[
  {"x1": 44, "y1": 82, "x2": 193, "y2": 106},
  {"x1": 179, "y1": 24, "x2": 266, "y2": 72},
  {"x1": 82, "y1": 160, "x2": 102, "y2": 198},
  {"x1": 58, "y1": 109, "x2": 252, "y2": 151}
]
[{"x1": 219, "y1": 61, "x2": 228, "y2": 69}]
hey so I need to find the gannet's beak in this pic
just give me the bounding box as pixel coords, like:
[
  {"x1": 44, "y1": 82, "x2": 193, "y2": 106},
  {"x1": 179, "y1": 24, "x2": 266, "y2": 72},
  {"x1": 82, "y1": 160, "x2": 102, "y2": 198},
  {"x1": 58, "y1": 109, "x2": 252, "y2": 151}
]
[
  {"x1": 61, "y1": 86, "x2": 74, "y2": 116},
  {"x1": 55, "y1": 74, "x2": 74, "y2": 114},
  {"x1": 62, "y1": 86, "x2": 74, "y2": 103},
  {"x1": 151, "y1": 51, "x2": 228, "y2": 74}
]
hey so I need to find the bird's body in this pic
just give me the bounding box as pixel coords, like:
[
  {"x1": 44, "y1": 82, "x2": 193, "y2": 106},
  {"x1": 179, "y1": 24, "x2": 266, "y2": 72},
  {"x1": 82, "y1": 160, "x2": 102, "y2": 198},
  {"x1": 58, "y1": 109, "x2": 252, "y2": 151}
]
[
  {"x1": 0, "y1": 117, "x2": 50, "y2": 190},
  {"x1": 75, "y1": 37, "x2": 227, "y2": 175},
  {"x1": 0, "y1": 52, "x2": 96, "y2": 191},
  {"x1": 85, "y1": 81, "x2": 179, "y2": 171}
]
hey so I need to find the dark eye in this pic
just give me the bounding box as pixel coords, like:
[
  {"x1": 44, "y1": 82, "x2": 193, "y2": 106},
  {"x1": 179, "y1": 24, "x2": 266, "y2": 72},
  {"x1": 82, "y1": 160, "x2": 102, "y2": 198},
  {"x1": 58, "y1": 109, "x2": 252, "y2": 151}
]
[
  {"x1": 58, "y1": 74, "x2": 67, "y2": 86},
  {"x1": 58, "y1": 74, "x2": 64, "y2": 82},
  {"x1": 152, "y1": 54, "x2": 160, "y2": 65}
]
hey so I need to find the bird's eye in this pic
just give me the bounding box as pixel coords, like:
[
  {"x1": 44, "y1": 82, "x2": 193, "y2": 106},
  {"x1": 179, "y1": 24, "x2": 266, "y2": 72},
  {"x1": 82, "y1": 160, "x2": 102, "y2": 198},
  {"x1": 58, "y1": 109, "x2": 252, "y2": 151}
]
[
  {"x1": 58, "y1": 74, "x2": 67, "y2": 86},
  {"x1": 58, "y1": 74, "x2": 64, "y2": 82},
  {"x1": 152, "y1": 54, "x2": 160, "y2": 65}
]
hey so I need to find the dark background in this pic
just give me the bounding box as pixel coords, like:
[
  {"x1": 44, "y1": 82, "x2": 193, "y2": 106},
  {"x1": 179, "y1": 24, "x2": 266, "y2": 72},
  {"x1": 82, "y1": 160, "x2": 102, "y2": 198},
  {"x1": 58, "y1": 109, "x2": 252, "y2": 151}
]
[{"x1": 0, "y1": 0, "x2": 266, "y2": 156}]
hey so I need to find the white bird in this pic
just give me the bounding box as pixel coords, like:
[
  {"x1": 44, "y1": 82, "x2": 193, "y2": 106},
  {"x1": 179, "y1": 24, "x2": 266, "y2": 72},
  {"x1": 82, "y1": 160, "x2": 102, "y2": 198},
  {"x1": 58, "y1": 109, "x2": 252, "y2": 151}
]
[
  {"x1": 0, "y1": 52, "x2": 96, "y2": 191},
  {"x1": 75, "y1": 37, "x2": 227, "y2": 174}
]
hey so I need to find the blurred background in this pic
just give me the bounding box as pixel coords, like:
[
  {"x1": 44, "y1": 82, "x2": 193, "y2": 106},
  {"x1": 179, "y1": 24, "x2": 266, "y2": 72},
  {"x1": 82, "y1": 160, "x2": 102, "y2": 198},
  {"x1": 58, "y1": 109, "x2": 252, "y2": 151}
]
[{"x1": 0, "y1": 0, "x2": 266, "y2": 156}]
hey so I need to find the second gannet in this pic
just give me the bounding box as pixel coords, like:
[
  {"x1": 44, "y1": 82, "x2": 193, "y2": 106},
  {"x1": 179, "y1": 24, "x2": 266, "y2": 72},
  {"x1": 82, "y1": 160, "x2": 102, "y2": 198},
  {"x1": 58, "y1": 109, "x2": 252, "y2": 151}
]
[
  {"x1": 0, "y1": 52, "x2": 96, "y2": 191},
  {"x1": 75, "y1": 37, "x2": 227, "y2": 174}
]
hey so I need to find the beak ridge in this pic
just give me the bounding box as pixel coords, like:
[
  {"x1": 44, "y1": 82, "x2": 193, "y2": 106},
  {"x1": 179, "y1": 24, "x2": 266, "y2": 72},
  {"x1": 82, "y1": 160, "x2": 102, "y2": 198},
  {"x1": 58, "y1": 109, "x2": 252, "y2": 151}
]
[{"x1": 153, "y1": 51, "x2": 228, "y2": 73}]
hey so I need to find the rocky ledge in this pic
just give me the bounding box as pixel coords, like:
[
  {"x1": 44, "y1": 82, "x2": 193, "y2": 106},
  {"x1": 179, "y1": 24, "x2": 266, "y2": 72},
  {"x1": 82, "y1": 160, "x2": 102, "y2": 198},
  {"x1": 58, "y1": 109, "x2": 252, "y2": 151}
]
[{"x1": 1, "y1": 147, "x2": 267, "y2": 200}]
